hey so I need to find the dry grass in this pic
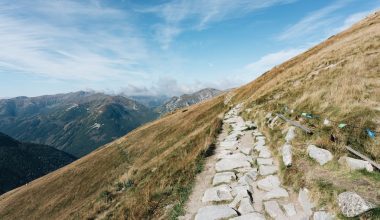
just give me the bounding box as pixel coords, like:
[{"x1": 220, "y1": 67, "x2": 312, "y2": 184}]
[
  {"x1": 237, "y1": 11, "x2": 380, "y2": 217},
  {"x1": 0, "y1": 95, "x2": 227, "y2": 220}
]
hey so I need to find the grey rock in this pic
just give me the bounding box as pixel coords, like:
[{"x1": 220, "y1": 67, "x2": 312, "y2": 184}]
[
  {"x1": 195, "y1": 205, "x2": 238, "y2": 220},
  {"x1": 232, "y1": 185, "x2": 251, "y2": 198},
  {"x1": 230, "y1": 212, "x2": 265, "y2": 220},
  {"x1": 259, "y1": 165, "x2": 277, "y2": 176},
  {"x1": 202, "y1": 184, "x2": 233, "y2": 203},
  {"x1": 238, "y1": 197, "x2": 255, "y2": 214},
  {"x1": 313, "y1": 211, "x2": 334, "y2": 220},
  {"x1": 285, "y1": 126, "x2": 296, "y2": 142},
  {"x1": 307, "y1": 145, "x2": 333, "y2": 165},
  {"x1": 259, "y1": 148, "x2": 272, "y2": 158},
  {"x1": 263, "y1": 187, "x2": 289, "y2": 200},
  {"x1": 257, "y1": 175, "x2": 280, "y2": 191},
  {"x1": 338, "y1": 191, "x2": 376, "y2": 217},
  {"x1": 282, "y1": 143, "x2": 292, "y2": 166},
  {"x1": 212, "y1": 172, "x2": 236, "y2": 186},
  {"x1": 298, "y1": 188, "x2": 315, "y2": 217},
  {"x1": 338, "y1": 156, "x2": 373, "y2": 172},
  {"x1": 215, "y1": 158, "x2": 251, "y2": 172},
  {"x1": 282, "y1": 203, "x2": 297, "y2": 217},
  {"x1": 256, "y1": 158, "x2": 273, "y2": 165},
  {"x1": 217, "y1": 153, "x2": 253, "y2": 163},
  {"x1": 264, "y1": 200, "x2": 284, "y2": 218}
]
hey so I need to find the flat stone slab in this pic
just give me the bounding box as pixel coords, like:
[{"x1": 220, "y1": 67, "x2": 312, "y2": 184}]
[
  {"x1": 195, "y1": 205, "x2": 238, "y2": 220},
  {"x1": 257, "y1": 175, "x2": 280, "y2": 191},
  {"x1": 217, "y1": 153, "x2": 253, "y2": 163},
  {"x1": 232, "y1": 185, "x2": 251, "y2": 198},
  {"x1": 259, "y1": 165, "x2": 277, "y2": 176},
  {"x1": 215, "y1": 158, "x2": 251, "y2": 172},
  {"x1": 238, "y1": 170, "x2": 258, "y2": 186},
  {"x1": 256, "y1": 158, "x2": 273, "y2": 165},
  {"x1": 230, "y1": 212, "x2": 265, "y2": 220},
  {"x1": 258, "y1": 148, "x2": 272, "y2": 158},
  {"x1": 338, "y1": 191, "x2": 375, "y2": 217},
  {"x1": 313, "y1": 211, "x2": 334, "y2": 220},
  {"x1": 263, "y1": 187, "x2": 289, "y2": 200},
  {"x1": 264, "y1": 200, "x2": 284, "y2": 219},
  {"x1": 212, "y1": 172, "x2": 236, "y2": 186},
  {"x1": 220, "y1": 140, "x2": 238, "y2": 150},
  {"x1": 239, "y1": 146, "x2": 253, "y2": 155},
  {"x1": 307, "y1": 145, "x2": 333, "y2": 165},
  {"x1": 238, "y1": 197, "x2": 255, "y2": 214},
  {"x1": 282, "y1": 203, "x2": 297, "y2": 217},
  {"x1": 298, "y1": 188, "x2": 314, "y2": 217},
  {"x1": 339, "y1": 156, "x2": 373, "y2": 172},
  {"x1": 202, "y1": 184, "x2": 233, "y2": 203}
]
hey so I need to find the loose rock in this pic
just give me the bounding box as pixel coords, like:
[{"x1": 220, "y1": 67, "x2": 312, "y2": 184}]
[
  {"x1": 263, "y1": 187, "x2": 289, "y2": 200},
  {"x1": 256, "y1": 158, "x2": 273, "y2": 165},
  {"x1": 202, "y1": 185, "x2": 233, "y2": 203},
  {"x1": 313, "y1": 211, "x2": 334, "y2": 220},
  {"x1": 338, "y1": 191, "x2": 375, "y2": 217},
  {"x1": 238, "y1": 197, "x2": 255, "y2": 214},
  {"x1": 298, "y1": 188, "x2": 314, "y2": 217},
  {"x1": 285, "y1": 126, "x2": 296, "y2": 142},
  {"x1": 281, "y1": 143, "x2": 292, "y2": 166},
  {"x1": 264, "y1": 200, "x2": 284, "y2": 218},
  {"x1": 215, "y1": 158, "x2": 251, "y2": 172},
  {"x1": 338, "y1": 156, "x2": 373, "y2": 172},
  {"x1": 230, "y1": 212, "x2": 265, "y2": 220},
  {"x1": 259, "y1": 165, "x2": 277, "y2": 176},
  {"x1": 257, "y1": 175, "x2": 280, "y2": 191},
  {"x1": 282, "y1": 203, "x2": 297, "y2": 217},
  {"x1": 212, "y1": 172, "x2": 236, "y2": 186},
  {"x1": 195, "y1": 205, "x2": 238, "y2": 220},
  {"x1": 307, "y1": 145, "x2": 333, "y2": 165}
]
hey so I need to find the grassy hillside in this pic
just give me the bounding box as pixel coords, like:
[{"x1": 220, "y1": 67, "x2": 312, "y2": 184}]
[
  {"x1": 0, "y1": 11, "x2": 379, "y2": 220},
  {"x1": 0, "y1": 95, "x2": 227, "y2": 219}
]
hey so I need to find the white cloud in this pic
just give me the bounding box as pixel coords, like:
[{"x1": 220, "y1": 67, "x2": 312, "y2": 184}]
[
  {"x1": 333, "y1": 8, "x2": 380, "y2": 33},
  {"x1": 278, "y1": 1, "x2": 350, "y2": 41},
  {"x1": 141, "y1": 0, "x2": 298, "y2": 48},
  {"x1": 245, "y1": 48, "x2": 305, "y2": 76},
  {"x1": 0, "y1": 0, "x2": 149, "y2": 82}
]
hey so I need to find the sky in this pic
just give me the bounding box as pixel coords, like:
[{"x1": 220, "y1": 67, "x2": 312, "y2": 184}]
[{"x1": 0, "y1": 0, "x2": 379, "y2": 98}]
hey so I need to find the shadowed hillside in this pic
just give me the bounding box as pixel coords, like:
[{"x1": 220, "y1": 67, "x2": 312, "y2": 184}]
[{"x1": 0, "y1": 133, "x2": 76, "y2": 194}]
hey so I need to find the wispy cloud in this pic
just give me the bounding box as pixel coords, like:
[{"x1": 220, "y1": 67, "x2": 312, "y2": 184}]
[
  {"x1": 333, "y1": 8, "x2": 380, "y2": 33},
  {"x1": 244, "y1": 48, "x2": 305, "y2": 77},
  {"x1": 0, "y1": 0, "x2": 148, "y2": 82},
  {"x1": 141, "y1": 0, "x2": 298, "y2": 49},
  {"x1": 278, "y1": 1, "x2": 351, "y2": 41}
]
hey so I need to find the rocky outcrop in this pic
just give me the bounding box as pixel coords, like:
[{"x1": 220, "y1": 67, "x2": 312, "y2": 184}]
[{"x1": 338, "y1": 191, "x2": 375, "y2": 217}]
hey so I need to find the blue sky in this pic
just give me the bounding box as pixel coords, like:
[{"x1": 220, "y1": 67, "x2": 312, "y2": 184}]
[{"x1": 0, "y1": 0, "x2": 379, "y2": 97}]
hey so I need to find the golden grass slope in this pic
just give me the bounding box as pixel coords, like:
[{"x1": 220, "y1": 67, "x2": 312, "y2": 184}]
[
  {"x1": 0, "y1": 11, "x2": 379, "y2": 220},
  {"x1": 0, "y1": 95, "x2": 227, "y2": 220}
]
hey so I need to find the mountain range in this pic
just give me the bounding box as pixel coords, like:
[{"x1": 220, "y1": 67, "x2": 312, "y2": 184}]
[
  {"x1": 155, "y1": 88, "x2": 222, "y2": 114},
  {"x1": 0, "y1": 89, "x2": 221, "y2": 158},
  {"x1": 0, "y1": 91, "x2": 157, "y2": 157}
]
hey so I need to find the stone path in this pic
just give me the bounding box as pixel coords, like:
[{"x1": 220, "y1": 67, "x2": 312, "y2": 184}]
[{"x1": 181, "y1": 104, "x2": 316, "y2": 220}]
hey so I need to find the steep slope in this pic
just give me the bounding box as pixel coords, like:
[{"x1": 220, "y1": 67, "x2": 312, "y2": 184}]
[
  {"x1": 156, "y1": 88, "x2": 222, "y2": 114},
  {"x1": 0, "y1": 11, "x2": 379, "y2": 220},
  {"x1": 0, "y1": 91, "x2": 158, "y2": 157},
  {"x1": 0, "y1": 132, "x2": 76, "y2": 195}
]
